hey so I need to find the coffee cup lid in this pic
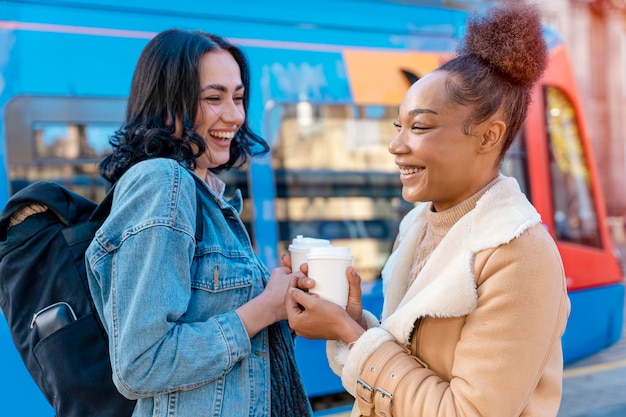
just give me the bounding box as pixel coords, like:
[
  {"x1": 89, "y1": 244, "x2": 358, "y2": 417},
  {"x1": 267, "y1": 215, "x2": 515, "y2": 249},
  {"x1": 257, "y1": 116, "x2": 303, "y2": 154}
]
[
  {"x1": 288, "y1": 235, "x2": 331, "y2": 251},
  {"x1": 307, "y1": 246, "x2": 353, "y2": 260}
]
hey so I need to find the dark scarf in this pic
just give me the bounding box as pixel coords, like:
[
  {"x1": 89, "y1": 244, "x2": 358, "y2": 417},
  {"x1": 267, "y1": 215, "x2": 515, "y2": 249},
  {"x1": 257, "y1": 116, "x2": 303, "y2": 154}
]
[{"x1": 268, "y1": 320, "x2": 313, "y2": 416}]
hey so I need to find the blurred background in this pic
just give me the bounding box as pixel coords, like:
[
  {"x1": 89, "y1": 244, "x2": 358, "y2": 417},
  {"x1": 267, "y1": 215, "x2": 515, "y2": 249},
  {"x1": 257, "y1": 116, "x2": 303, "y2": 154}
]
[{"x1": 0, "y1": 0, "x2": 625, "y2": 416}]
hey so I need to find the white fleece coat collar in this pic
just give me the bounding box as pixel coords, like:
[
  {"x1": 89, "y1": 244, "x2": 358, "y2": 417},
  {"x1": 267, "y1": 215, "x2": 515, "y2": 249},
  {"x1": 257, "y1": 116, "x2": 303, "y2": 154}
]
[{"x1": 379, "y1": 175, "x2": 541, "y2": 344}]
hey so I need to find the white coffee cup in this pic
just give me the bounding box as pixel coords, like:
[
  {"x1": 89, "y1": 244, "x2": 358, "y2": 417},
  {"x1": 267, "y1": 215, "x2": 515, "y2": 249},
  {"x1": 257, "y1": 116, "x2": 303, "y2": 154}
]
[
  {"x1": 288, "y1": 235, "x2": 331, "y2": 271},
  {"x1": 306, "y1": 246, "x2": 353, "y2": 308}
]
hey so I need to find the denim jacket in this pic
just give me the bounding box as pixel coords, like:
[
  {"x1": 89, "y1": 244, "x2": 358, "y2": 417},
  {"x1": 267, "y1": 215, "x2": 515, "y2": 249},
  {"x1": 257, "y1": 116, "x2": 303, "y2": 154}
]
[{"x1": 86, "y1": 158, "x2": 273, "y2": 416}]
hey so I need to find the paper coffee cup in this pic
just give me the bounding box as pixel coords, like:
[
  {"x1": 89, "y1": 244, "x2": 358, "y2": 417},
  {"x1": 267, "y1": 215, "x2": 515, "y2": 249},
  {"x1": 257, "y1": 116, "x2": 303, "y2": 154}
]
[
  {"x1": 288, "y1": 235, "x2": 331, "y2": 271},
  {"x1": 306, "y1": 246, "x2": 353, "y2": 308}
]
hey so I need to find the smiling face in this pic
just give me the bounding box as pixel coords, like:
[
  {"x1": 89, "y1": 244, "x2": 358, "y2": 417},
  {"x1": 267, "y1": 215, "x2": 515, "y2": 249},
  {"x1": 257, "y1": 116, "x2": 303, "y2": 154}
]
[
  {"x1": 389, "y1": 70, "x2": 504, "y2": 211},
  {"x1": 193, "y1": 49, "x2": 245, "y2": 176}
]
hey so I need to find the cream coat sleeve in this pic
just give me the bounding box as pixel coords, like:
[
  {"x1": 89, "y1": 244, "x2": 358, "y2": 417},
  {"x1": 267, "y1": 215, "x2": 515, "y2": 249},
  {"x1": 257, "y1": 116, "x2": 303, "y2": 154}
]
[{"x1": 326, "y1": 310, "x2": 381, "y2": 376}]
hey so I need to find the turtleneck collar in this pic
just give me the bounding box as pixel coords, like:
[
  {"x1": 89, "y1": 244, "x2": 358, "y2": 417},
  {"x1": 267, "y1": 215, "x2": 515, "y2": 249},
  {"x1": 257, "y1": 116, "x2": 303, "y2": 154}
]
[{"x1": 427, "y1": 175, "x2": 502, "y2": 237}]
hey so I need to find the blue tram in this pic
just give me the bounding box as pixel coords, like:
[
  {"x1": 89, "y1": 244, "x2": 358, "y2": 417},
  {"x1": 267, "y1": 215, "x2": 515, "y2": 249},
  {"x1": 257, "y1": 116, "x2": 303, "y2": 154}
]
[{"x1": 0, "y1": 0, "x2": 623, "y2": 414}]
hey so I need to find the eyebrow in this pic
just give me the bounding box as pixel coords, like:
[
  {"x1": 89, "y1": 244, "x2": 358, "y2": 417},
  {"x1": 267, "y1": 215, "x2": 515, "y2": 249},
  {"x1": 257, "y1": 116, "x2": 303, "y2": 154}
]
[
  {"x1": 201, "y1": 83, "x2": 245, "y2": 93},
  {"x1": 408, "y1": 108, "x2": 438, "y2": 116}
]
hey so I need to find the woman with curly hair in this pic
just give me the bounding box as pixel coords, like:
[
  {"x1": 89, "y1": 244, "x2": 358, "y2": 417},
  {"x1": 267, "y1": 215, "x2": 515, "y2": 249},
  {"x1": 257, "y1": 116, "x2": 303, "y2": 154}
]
[
  {"x1": 286, "y1": 3, "x2": 570, "y2": 416},
  {"x1": 86, "y1": 29, "x2": 312, "y2": 416}
]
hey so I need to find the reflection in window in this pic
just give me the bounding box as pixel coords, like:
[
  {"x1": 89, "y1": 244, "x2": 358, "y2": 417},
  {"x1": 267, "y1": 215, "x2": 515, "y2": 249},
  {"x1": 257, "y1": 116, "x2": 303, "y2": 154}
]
[
  {"x1": 545, "y1": 87, "x2": 601, "y2": 248},
  {"x1": 10, "y1": 123, "x2": 117, "y2": 201},
  {"x1": 501, "y1": 126, "x2": 530, "y2": 199},
  {"x1": 273, "y1": 103, "x2": 410, "y2": 282},
  {"x1": 34, "y1": 123, "x2": 112, "y2": 160}
]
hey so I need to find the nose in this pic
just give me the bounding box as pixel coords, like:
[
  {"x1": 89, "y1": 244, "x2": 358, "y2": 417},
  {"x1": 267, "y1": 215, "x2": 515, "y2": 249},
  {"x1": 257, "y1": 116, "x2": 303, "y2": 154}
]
[
  {"x1": 388, "y1": 131, "x2": 408, "y2": 155},
  {"x1": 222, "y1": 99, "x2": 245, "y2": 126}
]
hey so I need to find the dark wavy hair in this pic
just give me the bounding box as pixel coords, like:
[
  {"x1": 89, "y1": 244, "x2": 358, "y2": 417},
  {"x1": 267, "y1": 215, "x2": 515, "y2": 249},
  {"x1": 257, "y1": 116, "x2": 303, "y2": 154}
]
[
  {"x1": 99, "y1": 29, "x2": 269, "y2": 183},
  {"x1": 438, "y1": 3, "x2": 548, "y2": 162}
]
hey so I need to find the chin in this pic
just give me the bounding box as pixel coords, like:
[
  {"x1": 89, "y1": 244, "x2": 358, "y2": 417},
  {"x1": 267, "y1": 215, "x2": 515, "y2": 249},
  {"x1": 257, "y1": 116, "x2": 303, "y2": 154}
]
[
  {"x1": 202, "y1": 153, "x2": 230, "y2": 169},
  {"x1": 402, "y1": 191, "x2": 421, "y2": 204},
  {"x1": 214, "y1": 157, "x2": 230, "y2": 167}
]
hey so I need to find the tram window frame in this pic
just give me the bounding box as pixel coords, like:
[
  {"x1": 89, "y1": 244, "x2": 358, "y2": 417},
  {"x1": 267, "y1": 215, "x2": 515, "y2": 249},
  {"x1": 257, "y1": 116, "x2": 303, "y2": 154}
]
[
  {"x1": 4, "y1": 95, "x2": 127, "y2": 201},
  {"x1": 543, "y1": 86, "x2": 602, "y2": 248}
]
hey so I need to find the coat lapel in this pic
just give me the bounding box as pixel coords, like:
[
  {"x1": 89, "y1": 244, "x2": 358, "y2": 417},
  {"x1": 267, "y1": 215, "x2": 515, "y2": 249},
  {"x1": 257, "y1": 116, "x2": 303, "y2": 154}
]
[{"x1": 379, "y1": 176, "x2": 541, "y2": 344}]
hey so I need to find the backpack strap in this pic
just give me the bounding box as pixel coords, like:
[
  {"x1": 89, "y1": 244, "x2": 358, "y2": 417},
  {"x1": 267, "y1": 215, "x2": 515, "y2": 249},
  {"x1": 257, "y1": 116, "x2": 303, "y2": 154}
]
[
  {"x1": 45, "y1": 184, "x2": 116, "y2": 248},
  {"x1": 193, "y1": 178, "x2": 204, "y2": 243},
  {"x1": 89, "y1": 184, "x2": 116, "y2": 222}
]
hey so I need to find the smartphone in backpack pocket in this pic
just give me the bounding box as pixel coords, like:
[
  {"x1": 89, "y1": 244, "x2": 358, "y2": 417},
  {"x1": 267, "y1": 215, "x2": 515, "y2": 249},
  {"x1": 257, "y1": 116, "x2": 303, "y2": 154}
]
[{"x1": 30, "y1": 302, "x2": 77, "y2": 339}]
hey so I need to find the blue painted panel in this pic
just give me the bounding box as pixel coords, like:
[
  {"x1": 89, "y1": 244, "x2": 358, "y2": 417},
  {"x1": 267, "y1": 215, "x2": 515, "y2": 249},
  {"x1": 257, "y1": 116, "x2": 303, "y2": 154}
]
[
  {"x1": 4, "y1": 31, "x2": 143, "y2": 97},
  {"x1": 4, "y1": 0, "x2": 471, "y2": 50},
  {"x1": 562, "y1": 283, "x2": 625, "y2": 364},
  {"x1": 245, "y1": 48, "x2": 352, "y2": 105},
  {"x1": 0, "y1": 312, "x2": 53, "y2": 416}
]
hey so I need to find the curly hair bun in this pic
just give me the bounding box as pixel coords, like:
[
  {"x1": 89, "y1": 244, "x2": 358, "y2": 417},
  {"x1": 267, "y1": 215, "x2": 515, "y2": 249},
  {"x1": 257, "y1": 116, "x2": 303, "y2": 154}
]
[{"x1": 459, "y1": 2, "x2": 548, "y2": 89}]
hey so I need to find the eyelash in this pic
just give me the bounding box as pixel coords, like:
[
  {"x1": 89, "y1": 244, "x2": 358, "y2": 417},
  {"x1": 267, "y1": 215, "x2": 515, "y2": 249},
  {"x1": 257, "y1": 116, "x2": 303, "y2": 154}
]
[
  {"x1": 393, "y1": 122, "x2": 428, "y2": 131},
  {"x1": 203, "y1": 95, "x2": 245, "y2": 102}
]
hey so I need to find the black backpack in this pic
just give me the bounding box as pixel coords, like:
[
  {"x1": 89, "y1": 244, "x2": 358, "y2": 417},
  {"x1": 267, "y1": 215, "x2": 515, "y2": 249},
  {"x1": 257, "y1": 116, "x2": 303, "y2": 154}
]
[{"x1": 0, "y1": 181, "x2": 136, "y2": 417}]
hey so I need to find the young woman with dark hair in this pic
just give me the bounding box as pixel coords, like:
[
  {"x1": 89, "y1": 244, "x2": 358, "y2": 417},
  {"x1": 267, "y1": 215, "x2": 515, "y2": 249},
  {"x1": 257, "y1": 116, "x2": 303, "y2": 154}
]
[
  {"x1": 286, "y1": 4, "x2": 570, "y2": 416},
  {"x1": 100, "y1": 29, "x2": 268, "y2": 183},
  {"x1": 86, "y1": 29, "x2": 312, "y2": 417}
]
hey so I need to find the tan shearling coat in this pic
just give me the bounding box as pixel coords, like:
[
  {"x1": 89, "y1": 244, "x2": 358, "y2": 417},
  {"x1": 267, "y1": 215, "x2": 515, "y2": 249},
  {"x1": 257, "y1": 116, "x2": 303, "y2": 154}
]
[{"x1": 327, "y1": 176, "x2": 570, "y2": 417}]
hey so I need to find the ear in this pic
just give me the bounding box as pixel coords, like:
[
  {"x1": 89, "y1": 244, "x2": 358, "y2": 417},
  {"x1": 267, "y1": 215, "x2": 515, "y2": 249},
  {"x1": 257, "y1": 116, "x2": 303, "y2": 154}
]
[{"x1": 478, "y1": 120, "x2": 506, "y2": 154}]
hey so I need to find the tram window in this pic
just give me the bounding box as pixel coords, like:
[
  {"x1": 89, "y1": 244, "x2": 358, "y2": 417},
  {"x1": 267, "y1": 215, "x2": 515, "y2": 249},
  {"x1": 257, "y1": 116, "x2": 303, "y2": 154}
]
[
  {"x1": 501, "y1": 127, "x2": 531, "y2": 199},
  {"x1": 9, "y1": 121, "x2": 118, "y2": 201},
  {"x1": 273, "y1": 103, "x2": 410, "y2": 282},
  {"x1": 544, "y1": 86, "x2": 602, "y2": 248},
  {"x1": 5, "y1": 96, "x2": 127, "y2": 201},
  {"x1": 33, "y1": 123, "x2": 112, "y2": 160}
]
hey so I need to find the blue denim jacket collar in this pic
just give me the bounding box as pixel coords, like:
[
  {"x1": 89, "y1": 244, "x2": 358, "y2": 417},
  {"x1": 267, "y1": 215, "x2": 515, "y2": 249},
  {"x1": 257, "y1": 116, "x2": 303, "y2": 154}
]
[{"x1": 192, "y1": 169, "x2": 243, "y2": 214}]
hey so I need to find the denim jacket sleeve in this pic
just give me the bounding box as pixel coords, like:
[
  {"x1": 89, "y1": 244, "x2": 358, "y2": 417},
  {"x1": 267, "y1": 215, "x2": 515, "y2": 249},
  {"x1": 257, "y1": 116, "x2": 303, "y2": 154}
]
[{"x1": 86, "y1": 159, "x2": 251, "y2": 399}]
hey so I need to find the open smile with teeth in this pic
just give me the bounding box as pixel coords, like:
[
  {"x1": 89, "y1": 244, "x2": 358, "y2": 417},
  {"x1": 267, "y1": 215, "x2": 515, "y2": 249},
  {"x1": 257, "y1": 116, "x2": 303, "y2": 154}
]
[
  {"x1": 210, "y1": 131, "x2": 235, "y2": 141},
  {"x1": 399, "y1": 166, "x2": 424, "y2": 175}
]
